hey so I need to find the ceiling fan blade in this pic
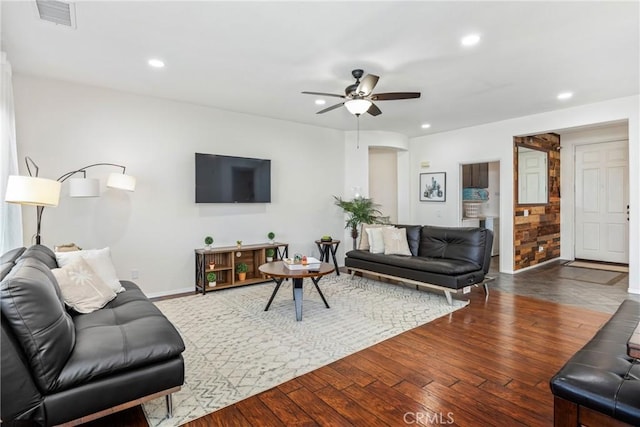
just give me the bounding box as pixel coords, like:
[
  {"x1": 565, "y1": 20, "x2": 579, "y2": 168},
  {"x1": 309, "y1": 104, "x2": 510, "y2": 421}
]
[
  {"x1": 301, "y1": 91, "x2": 345, "y2": 99},
  {"x1": 367, "y1": 103, "x2": 382, "y2": 116},
  {"x1": 356, "y1": 74, "x2": 379, "y2": 96},
  {"x1": 316, "y1": 102, "x2": 344, "y2": 114},
  {"x1": 371, "y1": 92, "x2": 421, "y2": 101}
]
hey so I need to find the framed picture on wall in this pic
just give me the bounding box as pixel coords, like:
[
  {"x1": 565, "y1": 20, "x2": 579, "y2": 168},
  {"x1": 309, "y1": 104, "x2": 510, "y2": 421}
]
[{"x1": 420, "y1": 172, "x2": 446, "y2": 202}]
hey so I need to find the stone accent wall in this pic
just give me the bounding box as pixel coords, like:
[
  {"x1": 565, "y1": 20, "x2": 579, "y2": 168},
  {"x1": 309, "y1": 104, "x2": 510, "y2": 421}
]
[{"x1": 513, "y1": 133, "x2": 561, "y2": 270}]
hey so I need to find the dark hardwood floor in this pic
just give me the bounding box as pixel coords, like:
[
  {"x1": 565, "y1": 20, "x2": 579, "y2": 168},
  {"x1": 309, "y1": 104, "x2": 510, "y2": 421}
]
[
  {"x1": 85, "y1": 281, "x2": 613, "y2": 427},
  {"x1": 181, "y1": 290, "x2": 609, "y2": 427}
]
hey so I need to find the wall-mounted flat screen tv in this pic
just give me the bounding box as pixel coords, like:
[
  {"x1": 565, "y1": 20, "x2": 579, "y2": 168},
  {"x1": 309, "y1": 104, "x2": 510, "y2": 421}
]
[{"x1": 195, "y1": 153, "x2": 271, "y2": 203}]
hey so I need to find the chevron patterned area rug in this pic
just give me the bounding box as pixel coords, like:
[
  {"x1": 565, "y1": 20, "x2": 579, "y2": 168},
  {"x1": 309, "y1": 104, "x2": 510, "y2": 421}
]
[{"x1": 143, "y1": 274, "x2": 468, "y2": 426}]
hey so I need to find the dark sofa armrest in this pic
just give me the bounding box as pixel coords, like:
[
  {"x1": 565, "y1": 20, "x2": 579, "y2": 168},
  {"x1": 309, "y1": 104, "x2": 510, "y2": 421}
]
[{"x1": 482, "y1": 229, "x2": 493, "y2": 274}]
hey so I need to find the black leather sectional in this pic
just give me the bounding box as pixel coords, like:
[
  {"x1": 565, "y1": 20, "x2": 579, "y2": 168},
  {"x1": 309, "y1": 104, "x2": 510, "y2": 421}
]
[
  {"x1": 345, "y1": 225, "x2": 493, "y2": 304},
  {"x1": 550, "y1": 299, "x2": 640, "y2": 426},
  {"x1": 1, "y1": 245, "x2": 185, "y2": 426}
]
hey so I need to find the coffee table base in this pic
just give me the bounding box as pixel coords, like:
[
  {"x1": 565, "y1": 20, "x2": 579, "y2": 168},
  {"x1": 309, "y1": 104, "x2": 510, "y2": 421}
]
[{"x1": 264, "y1": 277, "x2": 330, "y2": 321}]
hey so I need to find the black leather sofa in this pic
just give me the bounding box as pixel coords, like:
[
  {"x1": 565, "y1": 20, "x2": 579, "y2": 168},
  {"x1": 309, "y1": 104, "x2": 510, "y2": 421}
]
[
  {"x1": 550, "y1": 299, "x2": 640, "y2": 426},
  {"x1": 345, "y1": 225, "x2": 493, "y2": 304},
  {"x1": 1, "y1": 245, "x2": 185, "y2": 426}
]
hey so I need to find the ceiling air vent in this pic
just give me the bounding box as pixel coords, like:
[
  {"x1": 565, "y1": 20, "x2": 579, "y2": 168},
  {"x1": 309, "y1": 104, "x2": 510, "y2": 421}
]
[{"x1": 35, "y1": 0, "x2": 76, "y2": 28}]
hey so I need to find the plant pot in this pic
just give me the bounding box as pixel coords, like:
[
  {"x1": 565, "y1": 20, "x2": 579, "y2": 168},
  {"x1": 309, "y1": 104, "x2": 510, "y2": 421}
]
[
  {"x1": 237, "y1": 272, "x2": 247, "y2": 281},
  {"x1": 266, "y1": 257, "x2": 273, "y2": 262},
  {"x1": 208, "y1": 281, "x2": 216, "y2": 287}
]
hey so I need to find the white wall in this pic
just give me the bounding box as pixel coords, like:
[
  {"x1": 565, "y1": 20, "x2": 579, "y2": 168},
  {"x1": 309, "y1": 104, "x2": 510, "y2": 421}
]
[
  {"x1": 369, "y1": 147, "x2": 398, "y2": 223},
  {"x1": 342, "y1": 130, "x2": 410, "y2": 247},
  {"x1": 13, "y1": 75, "x2": 346, "y2": 297},
  {"x1": 409, "y1": 95, "x2": 639, "y2": 293}
]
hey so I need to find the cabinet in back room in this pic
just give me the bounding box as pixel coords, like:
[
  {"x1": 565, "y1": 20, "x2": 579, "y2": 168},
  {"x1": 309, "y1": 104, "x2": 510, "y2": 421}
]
[{"x1": 462, "y1": 163, "x2": 489, "y2": 188}]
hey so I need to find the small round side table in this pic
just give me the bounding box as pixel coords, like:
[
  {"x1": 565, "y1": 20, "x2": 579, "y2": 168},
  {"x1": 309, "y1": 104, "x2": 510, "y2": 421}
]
[{"x1": 315, "y1": 239, "x2": 340, "y2": 276}]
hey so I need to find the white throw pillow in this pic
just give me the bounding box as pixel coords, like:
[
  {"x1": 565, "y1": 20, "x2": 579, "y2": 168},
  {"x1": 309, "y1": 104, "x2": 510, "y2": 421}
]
[
  {"x1": 55, "y1": 247, "x2": 125, "y2": 293},
  {"x1": 382, "y1": 227, "x2": 412, "y2": 256},
  {"x1": 359, "y1": 224, "x2": 387, "y2": 250},
  {"x1": 366, "y1": 227, "x2": 393, "y2": 254},
  {"x1": 51, "y1": 257, "x2": 116, "y2": 313}
]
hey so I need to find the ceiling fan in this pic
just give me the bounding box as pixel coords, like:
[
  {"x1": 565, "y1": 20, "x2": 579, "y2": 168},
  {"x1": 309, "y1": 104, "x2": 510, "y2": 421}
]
[{"x1": 302, "y1": 69, "x2": 421, "y2": 116}]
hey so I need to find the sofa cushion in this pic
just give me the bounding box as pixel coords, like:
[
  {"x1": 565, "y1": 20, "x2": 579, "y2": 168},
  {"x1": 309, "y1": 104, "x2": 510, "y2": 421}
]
[
  {"x1": 419, "y1": 226, "x2": 487, "y2": 267},
  {"x1": 366, "y1": 227, "x2": 388, "y2": 254},
  {"x1": 52, "y1": 257, "x2": 117, "y2": 313},
  {"x1": 382, "y1": 227, "x2": 412, "y2": 256},
  {"x1": 358, "y1": 223, "x2": 388, "y2": 251},
  {"x1": 55, "y1": 247, "x2": 125, "y2": 293},
  {"x1": 393, "y1": 225, "x2": 421, "y2": 256},
  {"x1": 346, "y1": 250, "x2": 481, "y2": 275},
  {"x1": 1, "y1": 257, "x2": 76, "y2": 393},
  {"x1": 54, "y1": 281, "x2": 185, "y2": 391},
  {"x1": 550, "y1": 299, "x2": 640, "y2": 426}
]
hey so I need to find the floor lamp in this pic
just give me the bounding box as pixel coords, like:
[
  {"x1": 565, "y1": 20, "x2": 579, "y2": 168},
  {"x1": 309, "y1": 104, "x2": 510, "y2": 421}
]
[{"x1": 4, "y1": 157, "x2": 136, "y2": 245}]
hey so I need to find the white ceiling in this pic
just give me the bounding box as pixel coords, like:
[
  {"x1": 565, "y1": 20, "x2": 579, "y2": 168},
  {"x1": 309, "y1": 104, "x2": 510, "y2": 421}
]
[{"x1": 2, "y1": 1, "x2": 638, "y2": 138}]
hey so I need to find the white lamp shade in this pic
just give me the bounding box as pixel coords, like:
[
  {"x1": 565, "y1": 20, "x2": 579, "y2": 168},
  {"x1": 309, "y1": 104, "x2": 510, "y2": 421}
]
[
  {"x1": 69, "y1": 178, "x2": 100, "y2": 197},
  {"x1": 344, "y1": 99, "x2": 372, "y2": 115},
  {"x1": 5, "y1": 175, "x2": 61, "y2": 207},
  {"x1": 107, "y1": 173, "x2": 136, "y2": 191}
]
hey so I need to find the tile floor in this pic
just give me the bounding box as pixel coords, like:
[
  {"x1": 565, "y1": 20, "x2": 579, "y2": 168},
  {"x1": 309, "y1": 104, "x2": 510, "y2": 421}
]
[{"x1": 488, "y1": 257, "x2": 637, "y2": 314}]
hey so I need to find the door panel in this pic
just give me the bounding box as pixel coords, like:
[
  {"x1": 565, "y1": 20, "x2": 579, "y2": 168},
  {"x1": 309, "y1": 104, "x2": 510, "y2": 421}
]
[{"x1": 575, "y1": 140, "x2": 629, "y2": 263}]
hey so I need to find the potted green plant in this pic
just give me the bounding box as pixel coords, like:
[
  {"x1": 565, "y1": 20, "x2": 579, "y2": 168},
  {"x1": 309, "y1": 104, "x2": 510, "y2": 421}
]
[
  {"x1": 206, "y1": 272, "x2": 217, "y2": 287},
  {"x1": 267, "y1": 231, "x2": 275, "y2": 244},
  {"x1": 204, "y1": 236, "x2": 214, "y2": 249},
  {"x1": 236, "y1": 262, "x2": 248, "y2": 281},
  {"x1": 266, "y1": 248, "x2": 275, "y2": 262},
  {"x1": 236, "y1": 240, "x2": 242, "y2": 248},
  {"x1": 334, "y1": 196, "x2": 386, "y2": 250}
]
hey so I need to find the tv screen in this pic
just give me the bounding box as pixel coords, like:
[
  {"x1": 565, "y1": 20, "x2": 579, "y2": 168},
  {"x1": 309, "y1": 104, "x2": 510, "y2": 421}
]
[{"x1": 195, "y1": 153, "x2": 271, "y2": 203}]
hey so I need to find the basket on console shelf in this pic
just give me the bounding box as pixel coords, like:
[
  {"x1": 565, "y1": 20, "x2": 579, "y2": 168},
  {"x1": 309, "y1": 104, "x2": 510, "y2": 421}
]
[{"x1": 464, "y1": 202, "x2": 482, "y2": 218}]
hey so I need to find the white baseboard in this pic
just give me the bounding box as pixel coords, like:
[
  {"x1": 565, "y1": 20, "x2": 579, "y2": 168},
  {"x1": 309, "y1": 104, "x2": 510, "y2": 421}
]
[{"x1": 145, "y1": 287, "x2": 194, "y2": 299}]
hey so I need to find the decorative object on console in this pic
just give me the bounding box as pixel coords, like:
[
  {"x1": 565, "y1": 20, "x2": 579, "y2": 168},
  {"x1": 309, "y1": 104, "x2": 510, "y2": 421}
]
[
  {"x1": 267, "y1": 232, "x2": 275, "y2": 244},
  {"x1": 4, "y1": 156, "x2": 135, "y2": 244},
  {"x1": 54, "y1": 242, "x2": 82, "y2": 252},
  {"x1": 266, "y1": 248, "x2": 275, "y2": 262},
  {"x1": 204, "y1": 236, "x2": 213, "y2": 249},
  {"x1": 236, "y1": 262, "x2": 248, "y2": 281},
  {"x1": 206, "y1": 272, "x2": 217, "y2": 287},
  {"x1": 334, "y1": 195, "x2": 386, "y2": 250},
  {"x1": 420, "y1": 172, "x2": 446, "y2": 202}
]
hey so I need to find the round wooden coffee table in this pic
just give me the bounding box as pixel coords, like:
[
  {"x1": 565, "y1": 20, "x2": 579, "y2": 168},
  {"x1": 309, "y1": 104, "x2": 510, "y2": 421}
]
[{"x1": 259, "y1": 261, "x2": 334, "y2": 321}]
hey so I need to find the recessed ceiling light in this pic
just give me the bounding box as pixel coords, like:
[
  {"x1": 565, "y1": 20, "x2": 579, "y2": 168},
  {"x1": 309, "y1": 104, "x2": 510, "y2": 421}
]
[
  {"x1": 461, "y1": 34, "x2": 481, "y2": 47},
  {"x1": 148, "y1": 59, "x2": 165, "y2": 68},
  {"x1": 315, "y1": 99, "x2": 326, "y2": 105},
  {"x1": 557, "y1": 91, "x2": 573, "y2": 100},
  {"x1": 421, "y1": 123, "x2": 431, "y2": 129}
]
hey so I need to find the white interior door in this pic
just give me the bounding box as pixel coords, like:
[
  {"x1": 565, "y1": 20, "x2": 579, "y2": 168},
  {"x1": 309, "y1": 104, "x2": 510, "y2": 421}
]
[{"x1": 575, "y1": 140, "x2": 629, "y2": 263}]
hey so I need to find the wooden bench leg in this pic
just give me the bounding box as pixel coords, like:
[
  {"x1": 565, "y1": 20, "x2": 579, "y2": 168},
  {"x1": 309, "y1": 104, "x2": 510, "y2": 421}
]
[{"x1": 554, "y1": 396, "x2": 578, "y2": 427}]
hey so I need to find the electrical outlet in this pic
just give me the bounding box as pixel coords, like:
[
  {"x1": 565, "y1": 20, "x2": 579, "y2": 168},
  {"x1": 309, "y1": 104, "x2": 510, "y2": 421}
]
[
  {"x1": 538, "y1": 246, "x2": 544, "y2": 253},
  {"x1": 131, "y1": 269, "x2": 139, "y2": 279},
  {"x1": 524, "y1": 209, "x2": 529, "y2": 217}
]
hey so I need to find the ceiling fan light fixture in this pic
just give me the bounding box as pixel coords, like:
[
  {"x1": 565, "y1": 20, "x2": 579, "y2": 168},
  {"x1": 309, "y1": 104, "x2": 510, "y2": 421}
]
[{"x1": 344, "y1": 99, "x2": 372, "y2": 115}]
